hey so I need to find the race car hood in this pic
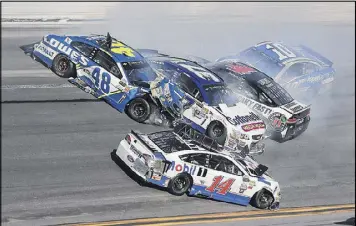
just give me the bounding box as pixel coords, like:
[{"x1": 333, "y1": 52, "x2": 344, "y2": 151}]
[{"x1": 218, "y1": 103, "x2": 266, "y2": 132}]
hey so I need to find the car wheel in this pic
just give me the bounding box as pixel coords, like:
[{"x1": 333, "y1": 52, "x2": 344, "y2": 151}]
[
  {"x1": 126, "y1": 98, "x2": 151, "y2": 123},
  {"x1": 207, "y1": 121, "x2": 227, "y2": 145},
  {"x1": 52, "y1": 54, "x2": 76, "y2": 78},
  {"x1": 168, "y1": 173, "x2": 192, "y2": 196},
  {"x1": 250, "y1": 189, "x2": 274, "y2": 209}
]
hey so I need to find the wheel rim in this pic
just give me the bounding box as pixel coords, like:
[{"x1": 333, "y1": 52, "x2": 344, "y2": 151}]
[
  {"x1": 212, "y1": 125, "x2": 223, "y2": 137},
  {"x1": 132, "y1": 102, "x2": 146, "y2": 118},
  {"x1": 259, "y1": 192, "x2": 272, "y2": 207},
  {"x1": 173, "y1": 177, "x2": 189, "y2": 192},
  {"x1": 57, "y1": 58, "x2": 69, "y2": 73}
]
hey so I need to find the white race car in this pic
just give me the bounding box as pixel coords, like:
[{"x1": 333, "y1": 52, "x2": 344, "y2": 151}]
[
  {"x1": 111, "y1": 124, "x2": 281, "y2": 210},
  {"x1": 206, "y1": 61, "x2": 311, "y2": 142}
]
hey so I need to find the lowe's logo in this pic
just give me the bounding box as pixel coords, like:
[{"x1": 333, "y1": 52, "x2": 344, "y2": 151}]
[
  {"x1": 48, "y1": 38, "x2": 89, "y2": 66},
  {"x1": 227, "y1": 112, "x2": 260, "y2": 126}
]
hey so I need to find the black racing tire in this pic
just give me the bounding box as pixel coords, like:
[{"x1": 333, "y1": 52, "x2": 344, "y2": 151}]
[
  {"x1": 206, "y1": 121, "x2": 227, "y2": 145},
  {"x1": 168, "y1": 173, "x2": 192, "y2": 196},
  {"x1": 126, "y1": 98, "x2": 151, "y2": 123},
  {"x1": 250, "y1": 189, "x2": 274, "y2": 209},
  {"x1": 52, "y1": 54, "x2": 76, "y2": 78}
]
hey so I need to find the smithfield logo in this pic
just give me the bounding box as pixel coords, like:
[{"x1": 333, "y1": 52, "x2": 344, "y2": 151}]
[
  {"x1": 227, "y1": 112, "x2": 260, "y2": 126},
  {"x1": 48, "y1": 38, "x2": 89, "y2": 66}
]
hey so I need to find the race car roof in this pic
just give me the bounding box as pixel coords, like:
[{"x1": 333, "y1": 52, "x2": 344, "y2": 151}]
[
  {"x1": 245, "y1": 41, "x2": 332, "y2": 66},
  {"x1": 148, "y1": 56, "x2": 225, "y2": 86},
  {"x1": 69, "y1": 35, "x2": 144, "y2": 63}
]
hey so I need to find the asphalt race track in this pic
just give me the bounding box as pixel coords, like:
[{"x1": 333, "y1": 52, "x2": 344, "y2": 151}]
[{"x1": 1, "y1": 5, "x2": 355, "y2": 225}]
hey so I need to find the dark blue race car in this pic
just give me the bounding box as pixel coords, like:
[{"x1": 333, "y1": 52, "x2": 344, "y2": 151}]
[
  {"x1": 20, "y1": 33, "x2": 158, "y2": 123},
  {"x1": 215, "y1": 41, "x2": 336, "y2": 102}
]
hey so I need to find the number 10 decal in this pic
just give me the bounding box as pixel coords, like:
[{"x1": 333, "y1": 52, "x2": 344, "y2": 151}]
[
  {"x1": 92, "y1": 68, "x2": 111, "y2": 94},
  {"x1": 205, "y1": 176, "x2": 235, "y2": 195}
]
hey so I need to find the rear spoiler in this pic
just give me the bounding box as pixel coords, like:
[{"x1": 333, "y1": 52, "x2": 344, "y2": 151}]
[
  {"x1": 297, "y1": 45, "x2": 333, "y2": 67},
  {"x1": 19, "y1": 42, "x2": 40, "y2": 55},
  {"x1": 130, "y1": 130, "x2": 155, "y2": 153}
]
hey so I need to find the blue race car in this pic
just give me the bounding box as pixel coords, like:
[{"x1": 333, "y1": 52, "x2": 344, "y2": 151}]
[
  {"x1": 215, "y1": 41, "x2": 336, "y2": 102},
  {"x1": 20, "y1": 33, "x2": 158, "y2": 123}
]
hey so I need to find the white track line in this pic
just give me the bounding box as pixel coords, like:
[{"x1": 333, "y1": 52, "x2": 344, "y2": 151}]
[
  {"x1": 1, "y1": 83, "x2": 76, "y2": 89},
  {"x1": 2, "y1": 69, "x2": 54, "y2": 78}
]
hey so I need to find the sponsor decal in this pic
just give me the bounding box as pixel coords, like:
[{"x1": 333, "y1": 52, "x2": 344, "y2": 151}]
[
  {"x1": 130, "y1": 145, "x2": 142, "y2": 157},
  {"x1": 119, "y1": 81, "x2": 127, "y2": 87},
  {"x1": 117, "y1": 94, "x2": 127, "y2": 103},
  {"x1": 290, "y1": 105, "x2": 304, "y2": 112},
  {"x1": 228, "y1": 64, "x2": 256, "y2": 74},
  {"x1": 227, "y1": 112, "x2": 260, "y2": 126},
  {"x1": 284, "y1": 101, "x2": 304, "y2": 113},
  {"x1": 64, "y1": 37, "x2": 72, "y2": 44},
  {"x1": 237, "y1": 96, "x2": 272, "y2": 115},
  {"x1": 83, "y1": 69, "x2": 90, "y2": 75},
  {"x1": 48, "y1": 38, "x2": 89, "y2": 66},
  {"x1": 127, "y1": 155, "x2": 134, "y2": 163},
  {"x1": 268, "y1": 112, "x2": 287, "y2": 132},
  {"x1": 169, "y1": 161, "x2": 197, "y2": 175},
  {"x1": 284, "y1": 101, "x2": 297, "y2": 109},
  {"x1": 35, "y1": 42, "x2": 56, "y2": 59},
  {"x1": 242, "y1": 122, "x2": 266, "y2": 132},
  {"x1": 239, "y1": 183, "x2": 248, "y2": 193},
  {"x1": 152, "y1": 172, "x2": 162, "y2": 181}
]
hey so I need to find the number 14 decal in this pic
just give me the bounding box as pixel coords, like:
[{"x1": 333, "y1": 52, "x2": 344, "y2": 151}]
[{"x1": 205, "y1": 176, "x2": 235, "y2": 195}]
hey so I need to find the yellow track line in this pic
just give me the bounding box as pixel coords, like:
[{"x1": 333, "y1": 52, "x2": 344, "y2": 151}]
[
  {"x1": 70, "y1": 204, "x2": 354, "y2": 226},
  {"x1": 138, "y1": 209, "x2": 354, "y2": 226}
]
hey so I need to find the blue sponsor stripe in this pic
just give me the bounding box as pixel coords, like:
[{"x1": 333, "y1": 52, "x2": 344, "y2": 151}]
[
  {"x1": 189, "y1": 184, "x2": 250, "y2": 206},
  {"x1": 258, "y1": 177, "x2": 271, "y2": 186}
]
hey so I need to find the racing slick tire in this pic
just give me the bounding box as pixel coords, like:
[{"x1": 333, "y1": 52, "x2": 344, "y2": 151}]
[
  {"x1": 168, "y1": 173, "x2": 192, "y2": 196},
  {"x1": 52, "y1": 54, "x2": 76, "y2": 78},
  {"x1": 207, "y1": 121, "x2": 227, "y2": 145},
  {"x1": 250, "y1": 189, "x2": 274, "y2": 209},
  {"x1": 126, "y1": 98, "x2": 151, "y2": 123}
]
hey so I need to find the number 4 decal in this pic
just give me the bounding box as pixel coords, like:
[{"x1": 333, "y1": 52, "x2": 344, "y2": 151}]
[
  {"x1": 92, "y1": 68, "x2": 111, "y2": 94},
  {"x1": 205, "y1": 176, "x2": 235, "y2": 195}
]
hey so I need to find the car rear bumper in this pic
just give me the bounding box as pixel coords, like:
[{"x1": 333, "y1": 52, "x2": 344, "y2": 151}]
[{"x1": 270, "y1": 115, "x2": 310, "y2": 142}]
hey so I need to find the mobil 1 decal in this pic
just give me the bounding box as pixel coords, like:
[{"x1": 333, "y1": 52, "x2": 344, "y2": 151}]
[
  {"x1": 169, "y1": 161, "x2": 208, "y2": 177},
  {"x1": 268, "y1": 112, "x2": 287, "y2": 132}
]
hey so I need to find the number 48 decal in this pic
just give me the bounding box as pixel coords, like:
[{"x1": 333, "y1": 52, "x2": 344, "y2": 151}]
[
  {"x1": 92, "y1": 68, "x2": 111, "y2": 94},
  {"x1": 205, "y1": 176, "x2": 235, "y2": 195}
]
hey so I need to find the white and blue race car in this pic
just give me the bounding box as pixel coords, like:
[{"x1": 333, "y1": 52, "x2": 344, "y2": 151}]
[
  {"x1": 145, "y1": 55, "x2": 267, "y2": 154},
  {"x1": 111, "y1": 123, "x2": 281, "y2": 210},
  {"x1": 20, "y1": 33, "x2": 159, "y2": 123}
]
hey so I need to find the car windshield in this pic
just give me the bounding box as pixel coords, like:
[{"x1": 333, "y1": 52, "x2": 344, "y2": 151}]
[
  {"x1": 122, "y1": 61, "x2": 157, "y2": 83},
  {"x1": 203, "y1": 84, "x2": 238, "y2": 106}
]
